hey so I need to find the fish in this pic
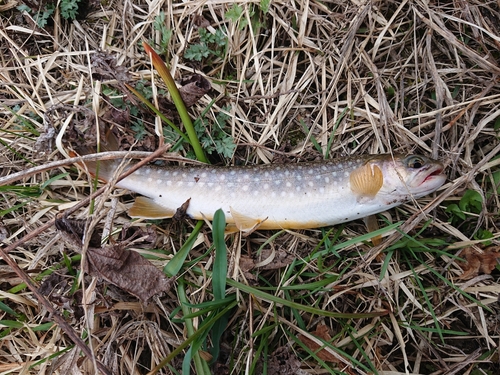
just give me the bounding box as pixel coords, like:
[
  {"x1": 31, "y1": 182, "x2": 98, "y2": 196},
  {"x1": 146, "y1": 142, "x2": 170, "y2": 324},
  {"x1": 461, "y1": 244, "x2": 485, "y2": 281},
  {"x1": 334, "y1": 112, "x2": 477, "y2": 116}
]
[{"x1": 80, "y1": 153, "x2": 446, "y2": 231}]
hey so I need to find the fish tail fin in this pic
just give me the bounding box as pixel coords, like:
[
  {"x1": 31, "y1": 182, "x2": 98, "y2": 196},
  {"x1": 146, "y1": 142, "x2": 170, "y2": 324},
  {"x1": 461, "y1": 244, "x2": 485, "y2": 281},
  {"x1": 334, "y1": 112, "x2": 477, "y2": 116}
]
[{"x1": 70, "y1": 128, "x2": 121, "y2": 182}]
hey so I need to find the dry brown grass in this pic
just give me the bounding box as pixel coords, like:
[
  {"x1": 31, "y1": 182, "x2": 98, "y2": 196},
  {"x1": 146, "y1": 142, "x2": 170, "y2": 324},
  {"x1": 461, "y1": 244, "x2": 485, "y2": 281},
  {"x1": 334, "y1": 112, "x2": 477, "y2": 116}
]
[{"x1": 1, "y1": 0, "x2": 500, "y2": 374}]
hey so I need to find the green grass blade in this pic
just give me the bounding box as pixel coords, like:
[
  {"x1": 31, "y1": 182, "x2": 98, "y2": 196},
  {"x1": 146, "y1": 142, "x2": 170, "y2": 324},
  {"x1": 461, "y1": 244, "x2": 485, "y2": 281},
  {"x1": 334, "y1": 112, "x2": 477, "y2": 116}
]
[
  {"x1": 212, "y1": 209, "x2": 227, "y2": 300},
  {"x1": 163, "y1": 220, "x2": 204, "y2": 277},
  {"x1": 143, "y1": 42, "x2": 208, "y2": 163},
  {"x1": 125, "y1": 83, "x2": 190, "y2": 143}
]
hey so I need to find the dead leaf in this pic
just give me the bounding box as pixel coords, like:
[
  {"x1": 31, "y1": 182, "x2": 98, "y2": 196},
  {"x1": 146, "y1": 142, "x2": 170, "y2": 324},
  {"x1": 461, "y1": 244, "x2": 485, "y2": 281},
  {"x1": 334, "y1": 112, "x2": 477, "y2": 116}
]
[
  {"x1": 259, "y1": 248, "x2": 294, "y2": 270},
  {"x1": 239, "y1": 256, "x2": 255, "y2": 273},
  {"x1": 178, "y1": 74, "x2": 211, "y2": 107},
  {"x1": 56, "y1": 217, "x2": 173, "y2": 301},
  {"x1": 192, "y1": 14, "x2": 211, "y2": 29},
  {"x1": 83, "y1": 243, "x2": 172, "y2": 301},
  {"x1": 298, "y1": 324, "x2": 339, "y2": 363},
  {"x1": 172, "y1": 198, "x2": 191, "y2": 221},
  {"x1": 91, "y1": 51, "x2": 131, "y2": 83},
  {"x1": 458, "y1": 245, "x2": 500, "y2": 279},
  {"x1": 266, "y1": 346, "x2": 301, "y2": 375}
]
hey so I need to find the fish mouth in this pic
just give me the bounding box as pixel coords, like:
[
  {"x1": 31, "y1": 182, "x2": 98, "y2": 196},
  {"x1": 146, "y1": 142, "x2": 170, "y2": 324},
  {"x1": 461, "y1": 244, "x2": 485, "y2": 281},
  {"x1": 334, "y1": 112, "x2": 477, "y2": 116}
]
[
  {"x1": 416, "y1": 163, "x2": 446, "y2": 194},
  {"x1": 422, "y1": 165, "x2": 445, "y2": 183}
]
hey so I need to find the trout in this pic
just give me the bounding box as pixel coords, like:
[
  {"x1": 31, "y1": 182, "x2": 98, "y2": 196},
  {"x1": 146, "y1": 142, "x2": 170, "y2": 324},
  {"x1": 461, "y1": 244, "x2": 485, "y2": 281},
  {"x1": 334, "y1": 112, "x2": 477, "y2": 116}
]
[{"x1": 82, "y1": 153, "x2": 446, "y2": 231}]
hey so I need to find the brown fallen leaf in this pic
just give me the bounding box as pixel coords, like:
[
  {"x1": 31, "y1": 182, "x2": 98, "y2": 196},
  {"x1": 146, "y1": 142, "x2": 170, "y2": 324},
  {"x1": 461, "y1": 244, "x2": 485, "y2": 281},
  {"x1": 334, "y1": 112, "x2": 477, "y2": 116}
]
[
  {"x1": 298, "y1": 324, "x2": 339, "y2": 363},
  {"x1": 91, "y1": 51, "x2": 131, "y2": 83},
  {"x1": 238, "y1": 248, "x2": 294, "y2": 282},
  {"x1": 56, "y1": 217, "x2": 173, "y2": 301},
  {"x1": 265, "y1": 346, "x2": 301, "y2": 375},
  {"x1": 458, "y1": 245, "x2": 500, "y2": 279},
  {"x1": 258, "y1": 248, "x2": 294, "y2": 270},
  {"x1": 178, "y1": 74, "x2": 211, "y2": 107}
]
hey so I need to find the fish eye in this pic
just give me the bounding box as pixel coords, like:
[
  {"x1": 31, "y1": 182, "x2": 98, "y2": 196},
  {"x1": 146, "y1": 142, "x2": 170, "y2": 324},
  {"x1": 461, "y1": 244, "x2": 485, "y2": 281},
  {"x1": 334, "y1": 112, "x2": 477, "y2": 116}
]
[{"x1": 406, "y1": 156, "x2": 425, "y2": 169}]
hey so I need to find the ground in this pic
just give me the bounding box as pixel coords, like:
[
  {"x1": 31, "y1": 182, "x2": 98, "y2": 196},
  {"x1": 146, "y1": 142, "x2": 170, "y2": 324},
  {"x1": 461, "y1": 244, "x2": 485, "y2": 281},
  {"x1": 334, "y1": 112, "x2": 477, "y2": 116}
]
[{"x1": 1, "y1": 0, "x2": 500, "y2": 374}]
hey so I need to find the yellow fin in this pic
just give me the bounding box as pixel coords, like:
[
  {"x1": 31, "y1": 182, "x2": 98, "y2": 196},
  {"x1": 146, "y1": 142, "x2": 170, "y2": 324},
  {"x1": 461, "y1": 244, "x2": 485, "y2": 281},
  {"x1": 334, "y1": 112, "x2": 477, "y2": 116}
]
[
  {"x1": 230, "y1": 207, "x2": 266, "y2": 232},
  {"x1": 349, "y1": 163, "x2": 384, "y2": 197},
  {"x1": 128, "y1": 196, "x2": 175, "y2": 219}
]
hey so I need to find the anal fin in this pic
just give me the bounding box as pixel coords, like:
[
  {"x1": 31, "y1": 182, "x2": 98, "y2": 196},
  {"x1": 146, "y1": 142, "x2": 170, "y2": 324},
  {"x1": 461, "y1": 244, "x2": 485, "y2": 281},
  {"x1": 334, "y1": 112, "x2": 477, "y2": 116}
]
[
  {"x1": 230, "y1": 207, "x2": 266, "y2": 232},
  {"x1": 128, "y1": 196, "x2": 175, "y2": 219}
]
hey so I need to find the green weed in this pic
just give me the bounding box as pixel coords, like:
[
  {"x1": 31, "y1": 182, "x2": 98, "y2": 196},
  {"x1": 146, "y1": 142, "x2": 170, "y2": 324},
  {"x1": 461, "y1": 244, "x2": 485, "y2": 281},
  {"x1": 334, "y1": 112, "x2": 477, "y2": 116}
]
[{"x1": 184, "y1": 28, "x2": 227, "y2": 62}]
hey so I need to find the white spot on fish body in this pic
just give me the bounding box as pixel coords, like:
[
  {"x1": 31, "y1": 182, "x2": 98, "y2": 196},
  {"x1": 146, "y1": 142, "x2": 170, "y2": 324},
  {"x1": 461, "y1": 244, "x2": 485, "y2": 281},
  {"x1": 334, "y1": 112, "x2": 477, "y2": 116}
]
[
  {"x1": 286, "y1": 182, "x2": 291, "y2": 187},
  {"x1": 281, "y1": 191, "x2": 286, "y2": 197},
  {"x1": 308, "y1": 170, "x2": 314, "y2": 174},
  {"x1": 208, "y1": 182, "x2": 214, "y2": 187},
  {"x1": 215, "y1": 186, "x2": 221, "y2": 191},
  {"x1": 182, "y1": 173, "x2": 187, "y2": 178},
  {"x1": 230, "y1": 192, "x2": 236, "y2": 198},
  {"x1": 296, "y1": 186, "x2": 301, "y2": 191},
  {"x1": 219, "y1": 174, "x2": 226, "y2": 181},
  {"x1": 316, "y1": 175, "x2": 321, "y2": 180},
  {"x1": 243, "y1": 185, "x2": 249, "y2": 191},
  {"x1": 146, "y1": 169, "x2": 151, "y2": 174},
  {"x1": 253, "y1": 177, "x2": 260, "y2": 182},
  {"x1": 230, "y1": 170, "x2": 236, "y2": 175},
  {"x1": 332, "y1": 172, "x2": 337, "y2": 177},
  {"x1": 157, "y1": 179, "x2": 162, "y2": 184},
  {"x1": 271, "y1": 192, "x2": 276, "y2": 197},
  {"x1": 164, "y1": 171, "x2": 170, "y2": 176},
  {"x1": 325, "y1": 177, "x2": 330, "y2": 183},
  {"x1": 264, "y1": 171, "x2": 270, "y2": 177},
  {"x1": 201, "y1": 172, "x2": 207, "y2": 178},
  {"x1": 167, "y1": 181, "x2": 172, "y2": 186},
  {"x1": 275, "y1": 180, "x2": 281, "y2": 185},
  {"x1": 177, "y1": 181, "x2": 183, "y2": 186},
  {"x1": 308, "y1": 181, "x2": 314, "y2": 187},
  {"x1": 321, "y1": 165, "x2": 327, "y2": 171},
  {"x1": 253, "y1": 191, "x2": 258, "y2": 196},
  {"x1": 344, "y1": 171, "x2": 349, "y2": 177},
  {"x1": 173, "y1": 171, "x2": 178, "y2": 176},
  {"x1": 320, "y1": 187, "x2": 325, "y2": 193},
  {"x1": 264, "y1": 183, "x2": 269, "y2": 189},
  {"x1": 147, "y1": 177, "x2": 152, "y2": 183}
]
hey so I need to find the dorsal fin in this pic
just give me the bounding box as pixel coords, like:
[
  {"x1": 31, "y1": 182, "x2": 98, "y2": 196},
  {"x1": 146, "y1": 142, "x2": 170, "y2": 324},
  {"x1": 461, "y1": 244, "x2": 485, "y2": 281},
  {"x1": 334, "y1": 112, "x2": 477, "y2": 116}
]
[
  {"x1": 129, "y1": 196, "x2": 175, "y2": 219},
  {"x1": 349, "y1": 163, "x2": 384, "y2": 198}
]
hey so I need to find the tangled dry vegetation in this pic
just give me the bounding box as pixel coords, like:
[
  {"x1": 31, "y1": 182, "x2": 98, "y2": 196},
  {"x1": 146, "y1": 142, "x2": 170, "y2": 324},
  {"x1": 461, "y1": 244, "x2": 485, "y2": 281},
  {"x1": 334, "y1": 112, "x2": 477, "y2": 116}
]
[{"x1": 1, "y1": 0, "x2": 500, "y2": 374}]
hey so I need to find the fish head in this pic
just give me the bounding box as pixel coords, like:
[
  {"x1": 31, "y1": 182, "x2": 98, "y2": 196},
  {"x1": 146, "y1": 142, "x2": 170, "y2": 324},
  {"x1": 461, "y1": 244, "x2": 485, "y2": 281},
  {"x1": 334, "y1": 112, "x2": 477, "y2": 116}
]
[{"x1": 375, "y1": 154, "x2": 446, "y2": 200}]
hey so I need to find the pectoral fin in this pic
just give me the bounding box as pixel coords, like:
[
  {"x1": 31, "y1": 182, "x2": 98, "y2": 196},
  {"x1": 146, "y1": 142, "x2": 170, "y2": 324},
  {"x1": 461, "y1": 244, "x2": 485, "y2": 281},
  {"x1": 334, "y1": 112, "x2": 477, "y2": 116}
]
[
  {"x1": 349, "y1": 163, "x2": 384, "y2": 198},
  {"x1": 128, "y1": 196, "x2": 175, "y2": 219},
  {"x1": 230, "y1": 207, "x2": 266, "y2": 232}
]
